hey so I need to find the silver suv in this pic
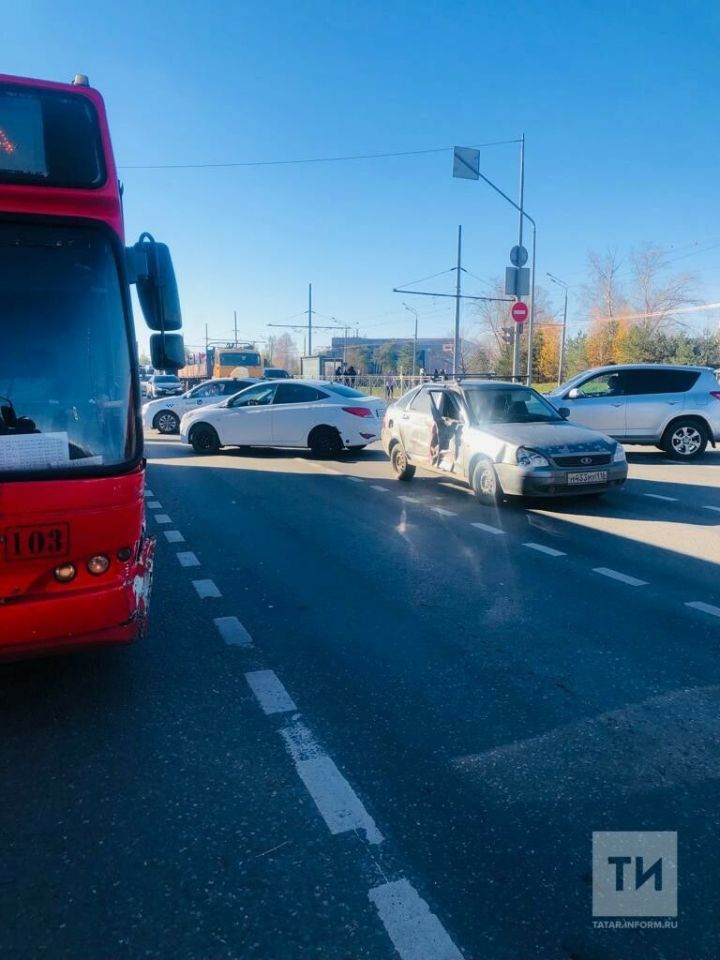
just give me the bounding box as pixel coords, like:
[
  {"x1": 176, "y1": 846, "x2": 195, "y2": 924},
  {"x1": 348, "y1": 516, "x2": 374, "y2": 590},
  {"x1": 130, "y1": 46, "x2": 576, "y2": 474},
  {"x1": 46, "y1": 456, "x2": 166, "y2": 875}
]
[{"x1": 547, "y1": 364, "x2": 720, "y2": 459}]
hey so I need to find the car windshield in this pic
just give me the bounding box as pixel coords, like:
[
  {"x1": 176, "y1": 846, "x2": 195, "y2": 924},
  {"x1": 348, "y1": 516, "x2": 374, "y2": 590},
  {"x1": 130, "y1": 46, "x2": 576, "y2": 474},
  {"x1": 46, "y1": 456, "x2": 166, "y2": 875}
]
[
  {"x1": 465, "y1": 387, "x2": 562, "y2": 424},
  {"x1": 0, "y1": 223, "x2": 137, "y2": 476},
  {"x1": 154, "y1": 375, "x2": 179, "y2": 383}
]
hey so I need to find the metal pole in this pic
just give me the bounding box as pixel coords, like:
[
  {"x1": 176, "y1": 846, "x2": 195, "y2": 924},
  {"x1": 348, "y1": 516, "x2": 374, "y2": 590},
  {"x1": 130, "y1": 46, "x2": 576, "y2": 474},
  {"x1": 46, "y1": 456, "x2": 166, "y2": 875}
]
[
  {"x1": 308, "y1": 283, "x2": 313, "y2": 356},
  {"x1": 559, "y1": 286, "x2": 568, "y2": 385},
  {"x1": 453, "y1": 224, "x2": 462, "y2": 376},
  {"x1": 343, "y1": 327, "x2": 348, "y2": 365},
  {"x1": 234, "y1": 310, "x2": 238, "y2": 345},
  {"x1": 414, "y1": 312, "x2": 418, "y2": 378},
  {"x1": 526, "y1": 222, "x2": 537, "y2": 384},
  {"x1": 512, "y1": 135, "x2": 525, "y2": 380}
]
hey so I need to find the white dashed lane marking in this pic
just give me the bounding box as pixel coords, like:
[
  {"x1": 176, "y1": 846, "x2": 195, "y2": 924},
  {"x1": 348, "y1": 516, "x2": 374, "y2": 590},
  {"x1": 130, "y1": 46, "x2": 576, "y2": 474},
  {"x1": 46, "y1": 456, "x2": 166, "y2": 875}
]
[
  {"x1": 398, "y1": 495, "x2": 422, "y2": 504},
  {"x1": 702, "y1": 505, "x2": 720, "y2": 514},
  {"x1": 164, "y1": 530, "x2": 185, "y2": 543},
  {"x1": 144, "y1": 488, "x2": 154, "y2": 498},
  {"x1": 154, "y1": 514, "x2": 171, "y2": 524},
  {"x1": 146, "y1": 500, "x2": 162, "y2": 509},
  {"x1": 214, "y1": 616, "x2": 254, "y2": 647},
  {"x1": 192, "y1": 579, "x2": 221, "y2": 598},
  {"x1": 245, "y1": 670, "x2": 297, "y2": 714},
  {"x1": 371, "y1": 485, "x2": 390, "y2": 492},
  {"x1": 523, "y1": 542, "x2": 566, "y2": 557},
  {"x1": 346, "y1": 477, "x2": 365, "y2": 483},
  {"x1": 642, "y1": 493, "x2": 678, "y2": 502},
  {"x1": 280, "y1": 718, "x2": 384, "y2": 845},
  {"x1": 470, "y1": 521, "x2": 505, "y2": 536},
  {"x1": 176, "y1": 551, "x2": 200, "y2": 567},
  {"x1": 430, "y1": 507, "x2": 457, "y2": 517},
  {"x1": 369, "y1": 879, "x2": 465, "y2": 960},
  {"x1": 685, "y1": 601, "x2": 720, "y2": 618},
  {"x1": 593, "y1": 567, "x2": 648, "y2": 587}
]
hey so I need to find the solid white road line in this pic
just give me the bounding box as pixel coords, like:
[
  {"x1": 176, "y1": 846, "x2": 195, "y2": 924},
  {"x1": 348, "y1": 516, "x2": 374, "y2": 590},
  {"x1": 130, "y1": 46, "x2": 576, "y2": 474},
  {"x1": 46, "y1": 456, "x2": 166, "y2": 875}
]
[
  {"x1": 154, "y1": 514, "x2": 171, "y2": 524},
  {"x1": 642, "y1": 493, "x2": 678, "y2": 502},
  {"x1": 371, "y1": 485, "x2": 390, "y2": 492},
  {"x1": 176, "y1": 551, "x2": 200, "y2": 567},
  {"x1": 398, "y1": 496, "x2": 422, "y2": 503},
  {"x1": 685, "y1": 601, "x2": 720, "y2": 618},
  {"x1": 280, "y1": 719, "x2": 383, "y2": 845},
  {"x1": 523, "y1": 542, "x2": 566, "y2": 557},
  {"x1": 470, "y1": 521, "x2": 505, "y2": 536},
  {"x1": 368, "y1": 879, "x2": 465, "y2": 960},
  {"x1": 593, "y1": 567, "x2": 648, "y2": 587},
  {"x1": 702, "y1": 505, "x2": 720, "y2": 514},
  {"x1": 146, "y1": 500, "x2": 162, "y2": 509},
  {"x1": 430, "y1": 507, "x2": 457, "y2": 517},
  {"x1": 245, "y1": 670, "x2": 297, "y2": 714},
  {"x1": 346, "y1": 477, "x2": 365, "y2": 483},
  {"x1": 163, "y1": 530, "x2": 185, "y2": 543},
  {"x1": 144, "y1": 489, "x2": 154, "y2": 498},
  {"x1": 214, "y1": 616, "x2": 254, "y2": 647},
  {"x1": 192, "y1": 579, "x2": 221, "y2": 599}
]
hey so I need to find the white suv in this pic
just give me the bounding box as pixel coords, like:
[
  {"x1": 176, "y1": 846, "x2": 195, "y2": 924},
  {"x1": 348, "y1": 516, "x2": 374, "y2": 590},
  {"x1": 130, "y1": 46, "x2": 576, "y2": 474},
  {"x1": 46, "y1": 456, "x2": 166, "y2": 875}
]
[{"x1": 547, "y1": 364, "x2": 720, "y2": 458}]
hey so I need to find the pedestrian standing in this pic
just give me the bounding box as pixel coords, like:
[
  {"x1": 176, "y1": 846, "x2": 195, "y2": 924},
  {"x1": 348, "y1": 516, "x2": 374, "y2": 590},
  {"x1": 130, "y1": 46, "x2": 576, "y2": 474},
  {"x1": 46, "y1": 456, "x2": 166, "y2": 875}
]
[{"x1": 386, "y1": 373, "x2": 395, "y2": 400}]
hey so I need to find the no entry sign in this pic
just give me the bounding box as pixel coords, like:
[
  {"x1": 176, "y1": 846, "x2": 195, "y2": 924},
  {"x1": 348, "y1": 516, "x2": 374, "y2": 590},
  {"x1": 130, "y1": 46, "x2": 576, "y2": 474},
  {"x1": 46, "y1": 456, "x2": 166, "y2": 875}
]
[{"x1": 511, "y1": 301, "x2": 528, "y2": 323}]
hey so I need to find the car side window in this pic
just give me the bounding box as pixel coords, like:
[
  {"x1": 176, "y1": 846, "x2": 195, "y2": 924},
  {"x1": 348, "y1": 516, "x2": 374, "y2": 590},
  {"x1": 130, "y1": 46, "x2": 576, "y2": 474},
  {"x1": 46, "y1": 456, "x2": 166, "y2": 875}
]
[
  {"x1": 222, "y1": 380, "x2": 248, "y2": 395},
  {"x1": 194, "y1": 383, "x2": 221, "y2": 398},
  {"x1": 576, "y1": 372, "x2": 626, "y2": 397},
  {"x1": 623, "y1": 370, "x2": 700, "y2": 394},
  {"x1": 274, "y1": 384, "x2": 325, "y2": 404},
  {"x1": 409, "y1": 389, "x2": 433, "y2": 414},
  {"x1": 439, "y1": 392, "x2": 463, "y2": 420},
  {"x1": 229, "y1": 384, "x2": 276, "y2": 407}
]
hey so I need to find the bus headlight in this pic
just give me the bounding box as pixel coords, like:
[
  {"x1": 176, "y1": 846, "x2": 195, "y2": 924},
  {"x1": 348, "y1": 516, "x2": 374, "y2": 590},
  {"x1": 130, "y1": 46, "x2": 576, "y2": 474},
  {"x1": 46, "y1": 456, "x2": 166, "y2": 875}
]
[
  {"x1": 54, "y1": 562, "x2": 77, "y2": 583},
  {"x1": 87, "y1": 554, "x2": 110, "y2": 575}
]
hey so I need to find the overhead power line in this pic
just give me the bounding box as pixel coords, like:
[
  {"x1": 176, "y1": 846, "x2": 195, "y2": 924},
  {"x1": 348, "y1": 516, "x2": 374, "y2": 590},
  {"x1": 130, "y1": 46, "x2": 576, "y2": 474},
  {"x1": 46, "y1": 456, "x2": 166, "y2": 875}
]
[{"x1": 119, "y1": 138, "x2": 521, "y2": 171}]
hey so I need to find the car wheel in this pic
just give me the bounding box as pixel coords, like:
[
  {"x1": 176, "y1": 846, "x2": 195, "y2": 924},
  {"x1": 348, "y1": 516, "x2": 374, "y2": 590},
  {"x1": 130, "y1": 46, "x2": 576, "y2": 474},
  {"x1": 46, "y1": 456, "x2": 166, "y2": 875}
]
[
  {"x1": 308, "y1": 425, "x2": 343, "y2": 458},
  {"x1": 190, "y1": 425, "x2": 220, "y2": 455},
  {"x1": 154, "y1": 411, "x2": 180, "y2": 435},
  {"x1": 662, "y1": 419, "x2": 708, "y2": 459},
  {"x1": 390, "y1": 444, "x2": 416, "y2": 481},
  {"x1": 471, "y1": 458, "x2": 502, "y2": 506}
]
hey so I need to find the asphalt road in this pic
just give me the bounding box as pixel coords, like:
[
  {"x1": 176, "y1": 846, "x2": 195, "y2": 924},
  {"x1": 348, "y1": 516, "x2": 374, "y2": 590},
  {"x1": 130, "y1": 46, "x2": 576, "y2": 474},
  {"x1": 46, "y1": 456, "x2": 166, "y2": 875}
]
[{"x1": 2, "y1": 439, "x2": 720, "y2": 959}]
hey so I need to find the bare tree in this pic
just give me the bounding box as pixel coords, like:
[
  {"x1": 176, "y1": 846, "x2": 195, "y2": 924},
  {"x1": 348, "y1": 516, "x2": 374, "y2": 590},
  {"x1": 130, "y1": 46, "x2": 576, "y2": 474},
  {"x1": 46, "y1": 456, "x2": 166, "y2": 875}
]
[
  {"x1": 583, "y1": 249, "x2": 627, "y2": 322},
  {"x1": 629, "y1": 245, "x2": 699, "y2": 333}
]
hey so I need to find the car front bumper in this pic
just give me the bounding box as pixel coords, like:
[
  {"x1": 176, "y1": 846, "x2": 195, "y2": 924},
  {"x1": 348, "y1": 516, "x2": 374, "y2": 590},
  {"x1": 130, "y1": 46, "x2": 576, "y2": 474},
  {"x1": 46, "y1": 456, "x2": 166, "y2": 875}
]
[{"x1": 495, "y1": 461, "x2": 628, "y2": 497}]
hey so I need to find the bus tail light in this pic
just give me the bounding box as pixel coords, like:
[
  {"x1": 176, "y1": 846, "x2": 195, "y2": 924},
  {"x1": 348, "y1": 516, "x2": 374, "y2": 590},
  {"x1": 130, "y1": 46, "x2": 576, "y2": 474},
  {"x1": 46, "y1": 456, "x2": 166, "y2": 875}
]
[
  {"x1": 54, "y1": 563, "x2": 77, "y2": 583},
  {"x1": 342, "y1": 406, "x2": 373, "y2": 418},
  {"x1": 87, "y1": 555, "x2": 110, "y2": 576}
]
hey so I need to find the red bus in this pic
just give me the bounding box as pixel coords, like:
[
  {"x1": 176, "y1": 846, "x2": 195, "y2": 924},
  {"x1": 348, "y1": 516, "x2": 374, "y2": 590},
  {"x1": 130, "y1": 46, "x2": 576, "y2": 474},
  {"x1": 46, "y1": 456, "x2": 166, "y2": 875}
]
[{"x1": 0, "y1": 72, "x2": 185, "y2": 659}]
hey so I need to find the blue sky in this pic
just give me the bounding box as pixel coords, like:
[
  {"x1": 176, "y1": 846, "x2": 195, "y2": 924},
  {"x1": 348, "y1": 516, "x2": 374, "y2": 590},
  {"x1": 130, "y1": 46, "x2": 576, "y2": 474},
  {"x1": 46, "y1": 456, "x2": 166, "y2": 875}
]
[{"x1": 6, "y1": 0, "x2": 720, "y2": 354}]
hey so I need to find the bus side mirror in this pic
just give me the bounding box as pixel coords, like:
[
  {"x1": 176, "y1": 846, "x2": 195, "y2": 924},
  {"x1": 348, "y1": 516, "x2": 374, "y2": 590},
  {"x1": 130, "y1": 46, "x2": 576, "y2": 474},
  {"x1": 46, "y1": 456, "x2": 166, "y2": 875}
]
[
  {"x1": 127, "y1": 234, "x2": 182, "y2": 332},
  {"x1": 150, "y1": 333, "x2": 186, "y2": 372}
]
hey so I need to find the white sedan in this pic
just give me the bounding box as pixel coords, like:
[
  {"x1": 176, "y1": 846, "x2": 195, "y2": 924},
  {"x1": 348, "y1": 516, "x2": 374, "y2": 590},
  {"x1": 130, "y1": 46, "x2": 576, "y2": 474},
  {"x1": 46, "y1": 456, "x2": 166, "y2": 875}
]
[
  {"x1": 142, "y1": 377, "x2": 260, "y2": 434},
  {"x1": 179, "y1": 380, "x2": 385, "y2": 456}
]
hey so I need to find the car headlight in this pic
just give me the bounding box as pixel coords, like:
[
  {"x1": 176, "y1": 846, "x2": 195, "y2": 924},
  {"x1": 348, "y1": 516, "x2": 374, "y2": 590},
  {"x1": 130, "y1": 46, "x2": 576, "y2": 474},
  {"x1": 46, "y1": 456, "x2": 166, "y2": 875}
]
[
  {"x1": 516, "y1": 446, "x2": 550, "y2": 467},
  {"x1": 613, "y1": 444, "x2": 626, "y2": 462}
]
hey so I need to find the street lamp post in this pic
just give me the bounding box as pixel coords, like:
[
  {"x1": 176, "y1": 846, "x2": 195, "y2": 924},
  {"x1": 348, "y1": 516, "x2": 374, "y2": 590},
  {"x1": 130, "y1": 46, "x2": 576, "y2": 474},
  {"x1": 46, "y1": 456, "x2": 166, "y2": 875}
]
[
  {"x1": 546, "y1": 272, "x2": 568, "y2": 385},
  {"x1": 402, "y1": 302, "x2": 419, "y2": 377}
]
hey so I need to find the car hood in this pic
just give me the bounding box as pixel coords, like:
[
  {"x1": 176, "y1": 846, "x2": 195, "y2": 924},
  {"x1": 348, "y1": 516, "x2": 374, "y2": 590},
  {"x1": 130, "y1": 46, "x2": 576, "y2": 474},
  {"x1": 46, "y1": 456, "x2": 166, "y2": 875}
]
[{"x1": 475, "y1": 420, "x2": 615, "y2": 455}]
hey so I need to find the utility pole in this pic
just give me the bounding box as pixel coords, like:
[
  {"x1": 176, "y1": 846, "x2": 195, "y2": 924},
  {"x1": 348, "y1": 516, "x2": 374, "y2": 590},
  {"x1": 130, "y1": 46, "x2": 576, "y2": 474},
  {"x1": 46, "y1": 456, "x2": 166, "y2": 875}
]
[
  {"x1": 233, "y1": 310, "x2": 238, "y2": 345},
  {"x1": 402, "y1": 303, "x2": 419, "y2": 376},
  {"x1": 307, "y1": 283, "x2": 313, "y2": 356},
  {"x1": 547, "y1": 272, "x2": 569, "y2": 385},
  {"x1": 453, "y1": 225, "x2": 462, "y2": 376},
  {"x1": 512, "y1": 135, "x2": 525, "y2": 380}
]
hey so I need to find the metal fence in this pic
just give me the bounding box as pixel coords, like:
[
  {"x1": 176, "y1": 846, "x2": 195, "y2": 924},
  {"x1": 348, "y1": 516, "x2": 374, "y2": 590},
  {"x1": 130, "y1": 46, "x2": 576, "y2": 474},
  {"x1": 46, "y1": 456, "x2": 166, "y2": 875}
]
[{"x1": 328, "y1": 372, "x2": 528, "y2": 398}]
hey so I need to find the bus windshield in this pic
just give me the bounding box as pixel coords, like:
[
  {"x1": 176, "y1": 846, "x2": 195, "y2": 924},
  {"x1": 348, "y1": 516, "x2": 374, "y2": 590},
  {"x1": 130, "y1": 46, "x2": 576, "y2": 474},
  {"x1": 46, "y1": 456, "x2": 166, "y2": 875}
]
[
  {"x1": 219, "y1": 352, "x2": 261, "y2": 366},
  {"x1": 0, "y1": 223, "x2": 137, "y2": 477}
]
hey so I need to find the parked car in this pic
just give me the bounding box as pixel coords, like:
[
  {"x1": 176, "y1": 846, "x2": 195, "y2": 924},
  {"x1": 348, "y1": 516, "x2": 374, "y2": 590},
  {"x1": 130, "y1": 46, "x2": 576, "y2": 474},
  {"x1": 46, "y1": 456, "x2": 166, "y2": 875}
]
[
  {"x1": 179, "y1": 380, "x2": 385, "y2": 455},
  {"x1": 143, "y1": 378, "x2": 260, "y2": 434},
  {"x1": 547, "y1": 364, "x2": 720, "y2": 459},
  {"x1": 262, "y1": 367, "x2": 291, "y2": 379},
  {"x1": 382, "y1": 380, "x2": 627, "y2": 505},
  {"x1": 146, "y1": 374, "x2": 183, "y2": 399}
]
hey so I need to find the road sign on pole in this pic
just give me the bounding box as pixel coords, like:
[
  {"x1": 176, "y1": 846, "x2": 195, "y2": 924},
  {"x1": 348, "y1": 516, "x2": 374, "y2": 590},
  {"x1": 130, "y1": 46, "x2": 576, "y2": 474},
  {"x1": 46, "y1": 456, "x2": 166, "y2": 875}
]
[
  {"x1": 452, "y1": 146, "x2": 480, "y2": 180},
  {"x1": 510, "y1": 244, "x2": 528, "y2": 267},
  {"x1": 505, "y1": 266, "x2": 530, "y2": 297},
  {"x1": 511, "y1": 302, "x2": 528, "y2": 323}
]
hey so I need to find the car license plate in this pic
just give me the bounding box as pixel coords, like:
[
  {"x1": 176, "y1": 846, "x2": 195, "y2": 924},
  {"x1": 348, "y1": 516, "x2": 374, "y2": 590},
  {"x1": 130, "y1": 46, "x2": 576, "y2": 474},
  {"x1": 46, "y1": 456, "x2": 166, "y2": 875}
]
[
  {"x1": 567, "y1": 470, "x2": 608, "y2": 485},
  {"x1": 4, "y1": 523, "x2": 70, "y2": 561}
]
